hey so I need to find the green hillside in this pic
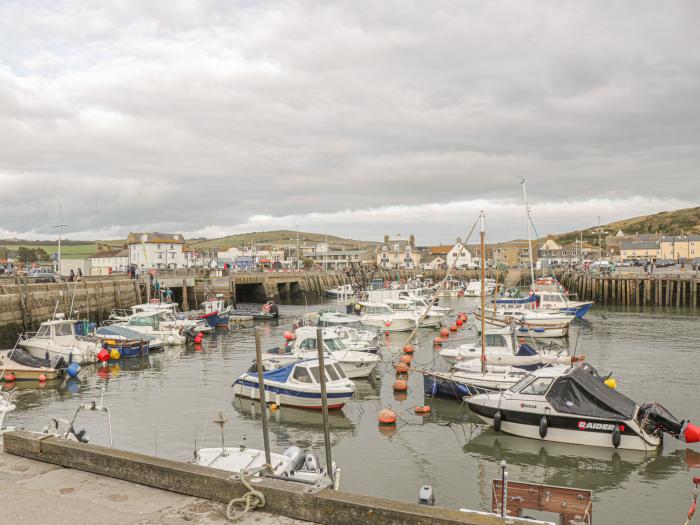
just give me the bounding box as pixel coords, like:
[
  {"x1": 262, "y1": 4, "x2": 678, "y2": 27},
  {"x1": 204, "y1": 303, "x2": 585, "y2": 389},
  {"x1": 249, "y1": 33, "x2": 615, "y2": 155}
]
[{"x1": 188, "y1": 230, "x2": 378, "y2": 250}]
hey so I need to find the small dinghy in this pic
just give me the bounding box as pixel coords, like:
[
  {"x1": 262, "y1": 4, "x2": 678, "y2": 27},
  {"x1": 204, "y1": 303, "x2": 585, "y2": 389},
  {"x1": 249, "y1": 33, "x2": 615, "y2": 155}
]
[
  {"x1": 193, "y1": 412, "x2": 339, "y2": 488},
  {"x1": 231, "y1": 301, "x2": 279, "y2": 320},
  {"x1": 232, "y1": 359, "x2": 356, "y2": 409},
  {"x1": 0, "y1": 347, "x2": 66, "y2": 381},
  {"x1": 467, "y1": 363, "x2": 700, "y2": 451}
]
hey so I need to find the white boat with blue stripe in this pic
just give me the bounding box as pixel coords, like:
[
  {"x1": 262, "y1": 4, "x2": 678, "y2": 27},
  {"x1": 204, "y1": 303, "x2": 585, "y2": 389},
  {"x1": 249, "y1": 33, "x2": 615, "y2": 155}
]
[{"x1": 232, "y1": 358, "x2": 356, "y2": 409}]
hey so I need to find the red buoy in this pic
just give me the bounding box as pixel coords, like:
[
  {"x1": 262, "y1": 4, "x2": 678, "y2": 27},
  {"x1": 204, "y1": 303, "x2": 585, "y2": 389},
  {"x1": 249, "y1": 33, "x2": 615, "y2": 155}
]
[
  {"x1": 384, "y1": 320, "x2": 391, "y2": 327},
  {"x1": 283, "y1": 331, "x2": 293, "y2": 341},
  {"x1": 403, "y1": 344, "x2": 414, "y2": 354},
  {"x1": 433, "y1": 337, "x2": 443, "y2": 348},
  {"x1": 456, "y1": 318, "x2": 464, "y2": 327},
  {"x1": 378, "y1": 408, "x2": 397, "y2": 424},
  {"x1": 194, "y1": 335, "x2": 203, "y2": 344},
  {"x1": 197, "y1": 332, "x2": 204, "y2": 339},
  {"x1": 439, "y1": 328, "x2": 449, "y2": 338},
  {"x1": 395, "y1": 362, "x2": 409, "y2": 374},
  {"x1": 393, "y1": 379, "x2": 408, "y2": 391},
  {"x1": 415, "y1": 406, "x2": 431, "y2": 415},
  {"x1": 38, "y1": 374, "x2": 47, "y2": 382},
  {"x1": 97, "y1": 349, "x2": 110, "y2": 362},
  {"x1": 4, "y1": 372, "x2": 15, "y2": 382},
  {"x1": 684, "y1": 422, "x2": 700, "y2": 443}
]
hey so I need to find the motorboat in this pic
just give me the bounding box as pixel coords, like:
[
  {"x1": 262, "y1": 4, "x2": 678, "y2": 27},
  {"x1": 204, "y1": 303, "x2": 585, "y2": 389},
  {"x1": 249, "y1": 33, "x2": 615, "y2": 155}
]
[
  {"x1": 531, "y1": 277, "x2": 593, "y2": 319},
  {"x1": 197, "y1": 294, "x2": 230, "y2": 328},
  {"x1": 400, "y1": 294, "x2": 452, "y2": 315},
  {"x1": 0, "y1": 347, "x2": 65, "y2": 381},
  {"x1": 95, "y1": 325, "x2": 164, "y2": 352},
  {"x1": 111, "y1": 302, "x2": 212, "y2": 333},
  {"x1": 384, "y1": 298, "x2": 445, "y2": 328},
  {"x1": 497, "y1": 285, "x2": 593, "y2": 320},
  {"x1": 434, "y1": 278, "x2": 463, "y2": 297},
  {"x1": 464, "y1": 279, "x2": 496, "y2": 298},
  {"x1": 19, "y1": 316, "x2": 102, "y2": 364},
  {"x1": 424, "y1": 350, "x2": 581, "y2": 400},
  {"x1": 263, "y1": 327, "x2": 380, "y2": 378},
  {"x1": 467, "y1": 363, "x2": 700, "y2": 451},
  {"x1": 321, "y1": 325, "x2": 382, "y2": 353},
  {"x1": 230, "y1": 301, "x2": 279, "y2": 320},
  {"x1": 300, "y1": 312, "x2": 382, "y2": 352},
  {"x1": 355, "y1": 302, "x2": 417, "y2": 332},
  {"x1": 326, "y1": 284, "x2": 355, "y2": 300},
  {"x1": 232, "y1": 359, "x2": 356, "y2": 409},
  {"x1": 438, "y1": 326, "x2": 516, "y2": 366},
  {"x1": 119, "y1": 311, "x2": 188, "y2": 345}
]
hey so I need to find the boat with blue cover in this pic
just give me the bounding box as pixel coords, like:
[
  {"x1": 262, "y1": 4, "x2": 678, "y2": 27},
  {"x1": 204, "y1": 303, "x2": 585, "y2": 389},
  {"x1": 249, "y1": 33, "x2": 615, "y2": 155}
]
[
  {"x1": 198, "y1": 295, "x2": 230, "y2": 328},
  {"x1": 95, "y1": 325, "x2": 164, "y2": 352},
  {"x1": 232, "y1": 358, "x2": 356, "y2": 409}
]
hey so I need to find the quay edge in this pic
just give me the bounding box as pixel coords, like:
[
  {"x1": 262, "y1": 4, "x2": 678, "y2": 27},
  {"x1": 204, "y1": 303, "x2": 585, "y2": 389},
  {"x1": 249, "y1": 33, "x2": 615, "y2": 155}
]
[{"x1": 3, "y1": 430, "x2": 534, "y2": 525}]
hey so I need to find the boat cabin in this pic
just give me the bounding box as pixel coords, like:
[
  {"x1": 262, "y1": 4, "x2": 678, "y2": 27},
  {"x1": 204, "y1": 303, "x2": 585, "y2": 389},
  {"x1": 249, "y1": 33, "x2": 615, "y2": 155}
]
[
  {"x1": 358, "y1": 303, "x2": 395, "y2": 316},
  {"x1": 249, "y1": 359, "x2": 349, "y2": 384},
  {"x1": 34, "y1": 319, "x2": 78, "y2": 341},
  {"x1": 127, "y1": 311, "x2": 174, "y2": 329},
  {"x1": 383, "y1": 299, "x2": 414, "y2": 312}
]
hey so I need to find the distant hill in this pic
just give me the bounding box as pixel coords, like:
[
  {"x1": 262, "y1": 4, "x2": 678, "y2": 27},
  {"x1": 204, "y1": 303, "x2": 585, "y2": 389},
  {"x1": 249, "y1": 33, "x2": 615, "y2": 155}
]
[
  {"x1": 548, "y1": 206, "x2": 700, "y2": 245},
  {"x1": 187, "y1": 230, "x2": 379, "y2": 250}
]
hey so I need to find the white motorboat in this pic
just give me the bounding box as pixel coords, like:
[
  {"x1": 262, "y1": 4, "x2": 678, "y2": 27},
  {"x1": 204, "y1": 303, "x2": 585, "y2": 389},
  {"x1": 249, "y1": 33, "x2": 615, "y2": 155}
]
[
  {"x1": 110, "y1": 302, "x2": 211, "y2": 333},
  {"x1": 232, "y1": 358, "x2": 356, "y2": 409},
  {"x1": 531, "y1": 277, "x2": 593, "y2": 319},
  {"x1": 325, "y1": 284, "x2": 355, "y2": 300},
  {"x1": 464, "y1": 279, "x2": 496, "y2": 297},
  {"x1": 434, "y1": 278, "x2": 463, "y2": 297},
  {"x1": 119, "y1": 311, "x2": 187, "y2": 345},
  {"x1": 467, "y1": 363, "x2": 700, "y2": 451},
  {"x1": 355, "y1": 302, "x2": 417, "y2": 332},
  {"x1": 263, "y1": 327, "x2": 380, "y2": 379},
  {"x1": 320, "y1": 325, "x2": 382, "y2": 353},
  {"x1": 400, "y1": 295, "x2": 452, "y2": 315},
  {"x1": 384, "y1": 298, "x2": 444, "y2": 328},
  {"x1": 439, "y1": 326, "x2": 515, "y2": 366},
  {"x1": 19, "y1": 317, "x2": 101, "y2": 364}
]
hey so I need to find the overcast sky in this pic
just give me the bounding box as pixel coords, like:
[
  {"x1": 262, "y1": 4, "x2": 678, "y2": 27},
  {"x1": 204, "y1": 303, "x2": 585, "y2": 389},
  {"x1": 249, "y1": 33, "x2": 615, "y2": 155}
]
[{"x1": 0, "y1": 1, "x2": 698, "y2": 245}]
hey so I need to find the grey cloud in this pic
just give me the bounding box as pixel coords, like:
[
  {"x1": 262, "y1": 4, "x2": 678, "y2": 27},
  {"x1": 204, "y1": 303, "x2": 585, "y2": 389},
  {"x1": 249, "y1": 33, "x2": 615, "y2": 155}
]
[{"x1": 0, "y1": 0, "x2": 698, "y2": 242}]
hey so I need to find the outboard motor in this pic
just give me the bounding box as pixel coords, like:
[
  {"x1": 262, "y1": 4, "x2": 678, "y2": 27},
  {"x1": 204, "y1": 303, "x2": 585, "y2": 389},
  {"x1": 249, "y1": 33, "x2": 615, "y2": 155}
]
[
  {"x1": 304, "y1": 453, "x2": 320, "y2": 473},
  {"x1": 282, "y1": 446, "x2": 306, "y2": 473},
  {"x1": 638, "y1": 402, "x2": 700, "y2": 443},
  {"x1": 418, "y1": 485, "x2": 435, "y2": 506}
]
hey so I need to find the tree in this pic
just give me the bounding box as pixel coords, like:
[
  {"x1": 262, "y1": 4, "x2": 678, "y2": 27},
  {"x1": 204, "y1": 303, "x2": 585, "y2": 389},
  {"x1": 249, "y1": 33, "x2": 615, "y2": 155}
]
[
  {"x1": 303, "y1": 257, "x2": 315, "y2": 270},
  {"x1": 35, "y1": 248, "x2": 49, "y2": 261},
  {"x1": 17, "y1": 247, "x2": 36, "y2": 263}
]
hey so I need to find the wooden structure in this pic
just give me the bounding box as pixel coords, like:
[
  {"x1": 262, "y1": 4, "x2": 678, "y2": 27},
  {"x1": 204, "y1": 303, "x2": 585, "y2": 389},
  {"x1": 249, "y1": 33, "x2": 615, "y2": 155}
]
[{"x1": 492, "y1": 479, "x2": 592, "y2": 524}]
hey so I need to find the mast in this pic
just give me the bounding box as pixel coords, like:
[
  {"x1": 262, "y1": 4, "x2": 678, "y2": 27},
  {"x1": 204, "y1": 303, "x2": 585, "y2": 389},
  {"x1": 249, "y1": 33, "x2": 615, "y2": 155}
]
[
  {"x1": 480, "y1": 211, "x2": 486, "y2": 374},
  {"x1": 52, "y1": 205, "x2": 66, "y2": 275},
  {"x1": 519, "y1": 178, "x2": 536, "y2": 287}
]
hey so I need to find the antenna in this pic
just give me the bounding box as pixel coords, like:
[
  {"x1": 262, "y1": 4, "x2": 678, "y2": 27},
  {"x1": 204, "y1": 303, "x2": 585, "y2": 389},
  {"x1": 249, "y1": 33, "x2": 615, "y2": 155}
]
[
  {"x1": 213, "y1": 410, "x2": 229, "y2": 453},
  {"x1": 52, "y1": 205, "x2": 67, "y2": 275}
]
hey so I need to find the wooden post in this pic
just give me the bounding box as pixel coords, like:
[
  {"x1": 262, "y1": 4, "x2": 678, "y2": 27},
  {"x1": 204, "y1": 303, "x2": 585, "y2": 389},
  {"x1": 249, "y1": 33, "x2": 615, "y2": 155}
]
[
  {"x1": 182, "y1": 279, "x2": 189, "y2": 311},
  {"x1": 666, "y1": 278, "x2": 671, "y2": 306}
]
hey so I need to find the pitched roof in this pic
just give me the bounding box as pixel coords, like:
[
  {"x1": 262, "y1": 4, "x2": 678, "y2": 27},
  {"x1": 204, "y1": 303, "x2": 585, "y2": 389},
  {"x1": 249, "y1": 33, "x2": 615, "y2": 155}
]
[
  {"x1": 126, "y1": 232, "x2": 185, "y2": 244},
  {"x1": 621, "y1": 240, "x2": 660, "y2": 250},
  {"x1": 90, "y1": 248, "x2": 128, "y2": 258},
  {"x1": 429, "y1": 245, "x2": 452, "y2": 255}
]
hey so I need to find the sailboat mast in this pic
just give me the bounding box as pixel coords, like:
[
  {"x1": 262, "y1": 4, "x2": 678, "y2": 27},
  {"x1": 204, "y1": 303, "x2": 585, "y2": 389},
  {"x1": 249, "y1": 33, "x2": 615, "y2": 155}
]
[
  {"x1": 480, "y1": 211, "x2": 486, "y2": 374},
  {"x1": 520, "y1": 178, "x2": 536, "y2": 287}
]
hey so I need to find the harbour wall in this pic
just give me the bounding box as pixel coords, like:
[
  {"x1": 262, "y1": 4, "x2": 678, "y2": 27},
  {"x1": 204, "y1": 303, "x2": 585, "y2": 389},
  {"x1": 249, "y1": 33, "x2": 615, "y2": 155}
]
[{"x1": 3, "y1": 430, "x2": 533, "y2": 525}]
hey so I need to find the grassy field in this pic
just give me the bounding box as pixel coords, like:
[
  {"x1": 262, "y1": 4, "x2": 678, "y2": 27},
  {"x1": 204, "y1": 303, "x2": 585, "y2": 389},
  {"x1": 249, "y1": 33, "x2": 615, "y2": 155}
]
[
  {"x1": 1, "y1": 244, "x2": 98, "y2": 258},
  {"x1": 189, "y1": 230, "x2": 378, "y2": 250}
]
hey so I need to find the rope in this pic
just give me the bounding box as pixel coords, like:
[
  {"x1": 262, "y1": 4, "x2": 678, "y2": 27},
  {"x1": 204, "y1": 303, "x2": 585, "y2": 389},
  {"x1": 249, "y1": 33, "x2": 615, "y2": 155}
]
[{"x1": 226, "y1": 470, "x2": 266, "y2": 522}]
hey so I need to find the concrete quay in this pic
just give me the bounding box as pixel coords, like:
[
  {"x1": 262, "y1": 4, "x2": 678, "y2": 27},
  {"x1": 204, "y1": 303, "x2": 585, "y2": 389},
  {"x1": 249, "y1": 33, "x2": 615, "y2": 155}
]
[
  {"x1": 0, "y1": 445, "x2": 311, "y2": 525},
  {"x1": 3, "y1": 430, "x2": 530, "y2": 525}
]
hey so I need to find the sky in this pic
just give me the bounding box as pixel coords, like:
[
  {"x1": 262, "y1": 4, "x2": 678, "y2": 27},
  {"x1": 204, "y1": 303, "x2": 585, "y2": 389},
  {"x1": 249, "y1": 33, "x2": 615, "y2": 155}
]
[{"x1": 0, "y1": 0, "x2": 698, "y2": 245}]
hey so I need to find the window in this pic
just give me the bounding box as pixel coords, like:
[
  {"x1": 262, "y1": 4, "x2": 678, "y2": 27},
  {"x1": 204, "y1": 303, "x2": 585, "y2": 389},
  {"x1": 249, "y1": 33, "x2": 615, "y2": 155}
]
[
  {"x1": 293, "y1": 366, "x2": 313, "y2": 383},
  {"x1": 509, "y1": 375, "x2": 535, "y2": 392},
  {"x1": 334, "y1": 364, "x2": 346, "y2": 379},
  {"x1": 324, "y1": 364, "x2": 340, "y2": 381},
  {"x1": 309, "y1": 366, "x2": 321, "y2": 382},
  {"x1": 54, "y1": 323, "x2": 74, "y2": 337},
  {"x1": 298, "y1": 337, "x2": 316, "y2": 350},
  {"x1": 157, "y1": 252, "x2": 163, "y2": 260},
  {"x1": 325, "y1": 338, "x2": 346, "y2": 351},
  {"x1": 520, "y1": 377, "x2": 553, "y2": 396},
  {"x1": 157, "y1": 244, "x2": 161, "y2": 249},
  {"x1": 36, "y1": 325, "x2": 51, "y2": 339}
]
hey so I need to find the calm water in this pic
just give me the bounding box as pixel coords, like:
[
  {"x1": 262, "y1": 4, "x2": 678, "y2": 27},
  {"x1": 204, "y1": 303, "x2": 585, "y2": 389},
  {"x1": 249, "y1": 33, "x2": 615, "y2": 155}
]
[{"x1": 4, "y1": 299, "x2": 700, "y2": 524}]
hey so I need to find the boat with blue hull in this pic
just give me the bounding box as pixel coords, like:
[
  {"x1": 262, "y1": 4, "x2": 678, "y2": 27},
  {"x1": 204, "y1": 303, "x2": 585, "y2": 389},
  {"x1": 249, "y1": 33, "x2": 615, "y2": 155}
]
[
  {"x1": 198, "y1": 295, "x2": 230, "y2": 328},
  {"x1": 100, "y1": 338, "x2": 149, "y2": 358},
  {"x1": 232, "y1": 359, "x2": 356, "y2": 409},
  {"x1": 95, "y1": 326, "x2": 164, "y2": 352}
]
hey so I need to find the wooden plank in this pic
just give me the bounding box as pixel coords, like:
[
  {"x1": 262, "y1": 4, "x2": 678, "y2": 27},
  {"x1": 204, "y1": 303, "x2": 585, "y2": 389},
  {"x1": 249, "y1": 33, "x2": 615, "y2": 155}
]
[{"x1": 492, "y1": 480, "x2": 592, "y2": 519}]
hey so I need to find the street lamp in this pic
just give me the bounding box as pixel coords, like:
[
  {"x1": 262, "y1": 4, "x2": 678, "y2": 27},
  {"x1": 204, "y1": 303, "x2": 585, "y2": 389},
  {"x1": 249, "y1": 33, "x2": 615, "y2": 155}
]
[{"x1": 52, "y1": 205, "x2": 67, "y2": 274}]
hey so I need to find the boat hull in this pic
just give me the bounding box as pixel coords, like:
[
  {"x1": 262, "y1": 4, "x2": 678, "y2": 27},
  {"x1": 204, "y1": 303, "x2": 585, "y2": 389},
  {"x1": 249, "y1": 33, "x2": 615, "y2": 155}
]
[
  {"x1": 232, "y1": 377, "x2": 354, "y2": 409},
  {"x1": 468, "y1": 401, "x2": 659, "y2": 451},
  {"x1": 19, "y1": 341, "x2": 96, "y2": 365},
  {"x1": 423, "y1": 373, "x2": 503, "y2": 400},
  {"x1": 102, "y1": 339, "x2": 149, "y2": 358}
]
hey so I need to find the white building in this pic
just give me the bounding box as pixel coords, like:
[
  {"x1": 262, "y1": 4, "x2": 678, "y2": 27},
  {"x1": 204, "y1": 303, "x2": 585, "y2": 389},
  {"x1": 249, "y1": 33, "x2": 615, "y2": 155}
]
[
  {"x1": 89, "y1": 245, "x2": 129, "y2": 275},
  {"x1": 126, "y1": 232, "x2": 188, "y2": 269},
  {"x1": 421, "y1": 255, "x2": 446, "y2": 270},
  {"x1": 446, "y1": 242, "x2": 475, "y2": 268}
]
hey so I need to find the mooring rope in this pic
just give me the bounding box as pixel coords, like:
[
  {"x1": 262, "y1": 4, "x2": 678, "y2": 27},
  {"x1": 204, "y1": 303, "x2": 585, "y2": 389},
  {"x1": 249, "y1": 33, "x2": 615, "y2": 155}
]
[{"x1": 226, "y1": 470, "x2": 266, "y2": 522}]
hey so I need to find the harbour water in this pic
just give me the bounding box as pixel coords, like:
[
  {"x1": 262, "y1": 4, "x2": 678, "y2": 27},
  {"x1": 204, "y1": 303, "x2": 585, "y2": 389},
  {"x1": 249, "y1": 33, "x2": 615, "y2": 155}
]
[{"x1": 4, "y1": 298, "x2": 699, "y2": 524}]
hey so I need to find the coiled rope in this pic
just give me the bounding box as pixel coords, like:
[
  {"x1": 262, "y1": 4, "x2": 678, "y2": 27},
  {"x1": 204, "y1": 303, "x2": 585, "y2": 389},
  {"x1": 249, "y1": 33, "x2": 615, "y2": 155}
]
[{"x1": 226, "y1": 470, "x2": 266, "y2": 522}]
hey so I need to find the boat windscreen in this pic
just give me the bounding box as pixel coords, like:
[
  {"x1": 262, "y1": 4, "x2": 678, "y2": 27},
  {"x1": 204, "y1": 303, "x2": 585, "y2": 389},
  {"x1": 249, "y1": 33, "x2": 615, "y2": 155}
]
[{"x1": 546, "y1": 367, "x2": 637, "y2": 419}]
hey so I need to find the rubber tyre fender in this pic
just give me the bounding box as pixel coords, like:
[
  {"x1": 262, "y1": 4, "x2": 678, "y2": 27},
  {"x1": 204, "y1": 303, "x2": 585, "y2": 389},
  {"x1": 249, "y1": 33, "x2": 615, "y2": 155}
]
[
  {"x1": 493, "y1": 410, "x2": 502, "y2": 432},
  {"x1": 612, "y1": 426, "x2": 621, "y2": 448},
  {"x1": 539, "y1": 415, "x2": 548, "y2": 439}
]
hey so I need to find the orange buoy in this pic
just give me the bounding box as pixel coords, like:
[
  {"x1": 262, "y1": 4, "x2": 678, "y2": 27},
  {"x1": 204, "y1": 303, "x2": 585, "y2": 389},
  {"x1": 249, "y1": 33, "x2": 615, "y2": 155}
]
[
  {"x1": 378, "y1": 408, "x2": 397, "y2": 424},
  {"x1": 393, "y1": 379, "x2": 408, "y2": 391},
  {"x1": 414, "y1": 405, "x2": 431, "y2": 415},
  {"x1": 439, "y1": 328, "x2": 449, "y2": 338},
  {"x1": 399, "y1": 354, "x2": 412, "y2": 365},
  {"x1": 5, "y1": 372, "x2": 15, "y2": 382},
  {"x1": 403, "y1": 344, "x2": 414, "y2": 354},
  {"x1": 456, "y1": 318, "x2": 464, "y2": 327},
  {"x1": 38, "y1": 374, "x2": 47, "y2": 382},
  {"x1": 450, "y1": 325, "x2": 458, "y2": 332},
  {"x1": 395, "y1": 362, "x2": 409, "y2": 374}
]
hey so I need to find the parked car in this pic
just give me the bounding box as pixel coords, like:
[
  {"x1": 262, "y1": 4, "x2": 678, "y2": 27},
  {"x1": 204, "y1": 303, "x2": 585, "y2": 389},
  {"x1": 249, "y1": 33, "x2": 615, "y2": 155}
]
[
  {"x1": 655, "y1": 259, "x2": 675, "y2": 268},
  {"x1": 690, "y1": 258, "x2": 700, "y2": 271},
  {"x1": 25, "y1": 268, "x2": 57, "y2": 282}
]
